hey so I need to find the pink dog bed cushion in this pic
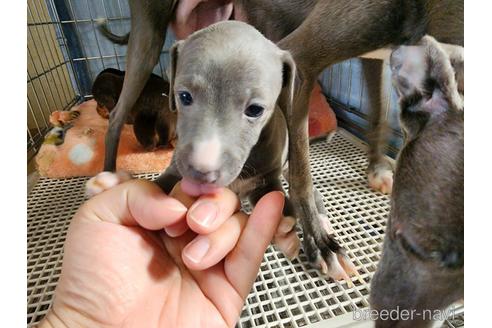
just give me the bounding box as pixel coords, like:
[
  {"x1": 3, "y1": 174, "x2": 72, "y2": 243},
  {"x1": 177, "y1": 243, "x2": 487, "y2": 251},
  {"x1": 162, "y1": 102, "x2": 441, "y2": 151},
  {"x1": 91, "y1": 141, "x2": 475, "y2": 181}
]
[{"x1": 36, "y1": 100, "x2": 173, "y2": 178}]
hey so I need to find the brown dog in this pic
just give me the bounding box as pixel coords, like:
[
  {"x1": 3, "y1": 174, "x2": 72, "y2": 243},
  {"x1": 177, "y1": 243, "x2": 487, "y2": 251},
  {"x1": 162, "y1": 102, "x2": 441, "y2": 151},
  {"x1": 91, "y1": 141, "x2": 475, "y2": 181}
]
[
  {"x1": 92, "y1": 68, "x2": 177, "y2": 149},
  {"x1": 95, "y1": 0, "x2": 463, "y2": 274},
  {"x1": 370, "y1": 36, "x2": 463, "y2": 328}
]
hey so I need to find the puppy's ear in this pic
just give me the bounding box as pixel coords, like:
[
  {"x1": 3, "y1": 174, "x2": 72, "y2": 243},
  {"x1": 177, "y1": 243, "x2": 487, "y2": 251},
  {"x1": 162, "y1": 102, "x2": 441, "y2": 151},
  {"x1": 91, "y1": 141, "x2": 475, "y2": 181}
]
[
  {"x1": 277, "y1": 51, "x2": 296, "y2": 121},
  {"x1": 419, "y1": 36, "x2": 463, "y2": 112},
  {"x1": 441, "y1": 43, "x2": 464, "y2": 96},
  {"x1": 167, "y1": 40, "x2": 184, "y2": 113},
  {"x1": 392, "y1": 36, "x2": 463, "y2": 137}
]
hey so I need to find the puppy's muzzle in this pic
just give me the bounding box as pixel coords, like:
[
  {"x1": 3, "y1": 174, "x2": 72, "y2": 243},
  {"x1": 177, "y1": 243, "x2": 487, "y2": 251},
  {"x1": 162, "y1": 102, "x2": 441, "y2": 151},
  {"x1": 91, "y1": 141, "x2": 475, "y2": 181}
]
[
  {"x1": 187, "y1": 164, "x2": 220, "y2": 184},
  {"x1": 181, "y1": 138, "x2": 223, "y2": 184}
]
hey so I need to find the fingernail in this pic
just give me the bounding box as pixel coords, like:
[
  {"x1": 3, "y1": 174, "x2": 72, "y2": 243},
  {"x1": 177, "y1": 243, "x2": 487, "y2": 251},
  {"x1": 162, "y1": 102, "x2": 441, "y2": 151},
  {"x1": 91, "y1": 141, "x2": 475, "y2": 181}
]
[
  {"x1": 162, "y1": 198, "x2": 187, "y2": 213},
  {"x1": 278, "y1": 218, "x2": 295, "y2": 234},
  {"x1": 184, "y1": 236, "x2": 210, "y2": 263},
  {"x1": 188, "y1": 201, "x2": 218, "y2": 228},
  {"x1": 165, "y1": 225, "x2": 186, "y2": 237}
]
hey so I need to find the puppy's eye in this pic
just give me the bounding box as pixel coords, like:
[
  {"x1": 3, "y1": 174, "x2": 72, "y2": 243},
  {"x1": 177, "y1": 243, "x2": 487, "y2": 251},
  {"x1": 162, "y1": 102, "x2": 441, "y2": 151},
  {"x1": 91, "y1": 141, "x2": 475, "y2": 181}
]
[
  {"x1": 178, "y1": 91, "x2": 193, "y2": 106},
  {"x1": 244, "y1": 105, "x2": 264, "y2": 118}
]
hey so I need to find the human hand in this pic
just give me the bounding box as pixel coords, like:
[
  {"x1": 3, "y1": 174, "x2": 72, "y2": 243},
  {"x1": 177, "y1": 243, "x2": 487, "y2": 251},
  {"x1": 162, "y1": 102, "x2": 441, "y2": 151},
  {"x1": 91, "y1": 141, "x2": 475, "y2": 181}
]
[{"x1": 39, "y1": 179, "x2": 284, "y2": 328}]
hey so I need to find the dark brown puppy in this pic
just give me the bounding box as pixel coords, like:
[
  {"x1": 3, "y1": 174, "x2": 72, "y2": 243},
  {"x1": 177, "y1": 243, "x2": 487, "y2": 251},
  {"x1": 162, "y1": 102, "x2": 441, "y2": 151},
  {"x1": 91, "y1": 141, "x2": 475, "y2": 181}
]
[
  {"x1": 96, "y1": 0, "x2": 463, "y2": 273},
  {"x1": 92, "y1": 68, "x2": 177, "y2": 149},
  {"x1": 370, "y1": 36, "x2": 463, "y2": 328}
]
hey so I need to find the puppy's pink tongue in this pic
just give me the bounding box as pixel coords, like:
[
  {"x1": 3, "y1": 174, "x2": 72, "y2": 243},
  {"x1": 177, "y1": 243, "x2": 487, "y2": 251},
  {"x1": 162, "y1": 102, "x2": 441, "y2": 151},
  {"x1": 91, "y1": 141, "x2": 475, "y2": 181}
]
[{"x1": 181, "y1": 178, "x2": 221, "y2": 197}]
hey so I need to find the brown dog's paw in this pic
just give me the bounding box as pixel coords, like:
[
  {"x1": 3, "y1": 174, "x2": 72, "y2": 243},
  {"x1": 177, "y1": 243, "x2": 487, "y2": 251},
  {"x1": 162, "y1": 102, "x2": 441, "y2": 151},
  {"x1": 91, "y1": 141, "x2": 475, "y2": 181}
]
[
  {"x1": 368, "y1": 162, "x2": 394, "y2": 194},
  {"x1": 273, "y1": 216, "x2": 301, "y2": 259},
  {"x1": 85, "y1": 171, "x2": 132, "y2": 198}
]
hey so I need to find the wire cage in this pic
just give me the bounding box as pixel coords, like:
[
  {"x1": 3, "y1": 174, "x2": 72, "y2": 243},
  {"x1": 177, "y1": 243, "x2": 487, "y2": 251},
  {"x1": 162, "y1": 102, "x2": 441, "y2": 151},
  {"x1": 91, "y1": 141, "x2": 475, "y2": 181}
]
[
  {"x1": 27, "y1": 0, "x2": 174, "y2": 163},
  {"x1": 27, "y1": 1, "x2": 463, "y2": 327},
  {"x1": 320, "y1": 57, "x2": 404, "y2": 158}
]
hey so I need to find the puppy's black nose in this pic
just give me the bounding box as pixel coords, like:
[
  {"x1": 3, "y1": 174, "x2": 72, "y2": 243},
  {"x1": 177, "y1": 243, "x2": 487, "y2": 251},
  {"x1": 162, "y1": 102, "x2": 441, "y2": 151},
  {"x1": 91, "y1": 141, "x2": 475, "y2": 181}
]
[{"x1": 188, "y1": 165, "x2": 219, "y2": 184}]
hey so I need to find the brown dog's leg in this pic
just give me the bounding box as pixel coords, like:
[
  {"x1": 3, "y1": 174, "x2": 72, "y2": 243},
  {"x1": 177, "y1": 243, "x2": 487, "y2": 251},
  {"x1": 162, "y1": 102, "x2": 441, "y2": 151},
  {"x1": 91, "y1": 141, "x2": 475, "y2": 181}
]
[
  {"x1": 363, "y1": 59, "x2": 394, "y2": 194},
  {"x1": 133, "y1": 109, "x2": 159, "y2": 150},
  {"x1": 103, "y1": 0, "x2": 175, "y2": 171}
]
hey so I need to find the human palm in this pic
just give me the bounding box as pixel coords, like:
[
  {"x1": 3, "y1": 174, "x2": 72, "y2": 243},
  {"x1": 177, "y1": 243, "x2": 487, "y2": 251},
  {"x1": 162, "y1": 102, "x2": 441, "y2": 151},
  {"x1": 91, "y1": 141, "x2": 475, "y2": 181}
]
[{"x1": 41, "y1": 180, "x2": 284, "y2": 328}]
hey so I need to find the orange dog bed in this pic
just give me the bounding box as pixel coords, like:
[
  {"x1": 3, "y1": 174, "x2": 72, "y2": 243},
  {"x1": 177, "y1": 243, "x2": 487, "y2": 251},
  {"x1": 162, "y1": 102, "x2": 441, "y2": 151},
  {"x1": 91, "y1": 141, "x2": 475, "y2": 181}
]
[
  {"x1": 36, "y1": 82, "x2": 336, "y2": 178},
  {"x1": 36, "y1": 100, "x2": 173, "y2": 178},
  {"x1": 309, "y1": 83, "x2": 337, "y2": 138}
]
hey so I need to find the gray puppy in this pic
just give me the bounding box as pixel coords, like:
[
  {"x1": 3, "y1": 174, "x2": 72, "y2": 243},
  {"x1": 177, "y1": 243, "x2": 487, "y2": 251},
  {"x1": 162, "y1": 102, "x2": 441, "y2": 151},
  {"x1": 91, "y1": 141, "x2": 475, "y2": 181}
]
[
  {"x1": 155, "y1": 21, "x2": 357, "y2": 281},
  {"x1": 87, "y1": 21, "x2": 357, "y2": 281},
  {"x1": 370, "y1": 36, "x2": 463, "y2": 328}
]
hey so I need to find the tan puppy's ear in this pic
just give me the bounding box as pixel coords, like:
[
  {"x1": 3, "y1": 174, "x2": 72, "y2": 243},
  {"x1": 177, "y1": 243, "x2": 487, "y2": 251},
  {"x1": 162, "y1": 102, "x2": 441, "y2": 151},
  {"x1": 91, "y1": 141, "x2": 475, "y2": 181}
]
[
  {"x1": 277, "y1": 50, "x2": 296, "y2": 121},
  {"x1": 167, "y1": 40, "x2": 184, "y2": 112}
]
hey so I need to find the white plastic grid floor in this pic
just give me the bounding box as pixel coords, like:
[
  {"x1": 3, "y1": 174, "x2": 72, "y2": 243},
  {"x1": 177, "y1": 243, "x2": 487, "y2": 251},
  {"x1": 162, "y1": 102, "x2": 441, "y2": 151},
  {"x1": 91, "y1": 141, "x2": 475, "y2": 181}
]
[{"x1": 27, "y1": 130, "x2": 463, "y2": 327}]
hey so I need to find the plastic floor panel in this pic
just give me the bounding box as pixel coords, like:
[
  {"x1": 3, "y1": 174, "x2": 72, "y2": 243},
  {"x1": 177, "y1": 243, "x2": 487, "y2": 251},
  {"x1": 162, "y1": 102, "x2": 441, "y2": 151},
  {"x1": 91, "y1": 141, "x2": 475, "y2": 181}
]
[{"x1": 27, "y1": 130, "x2": 463, "y2": 327}]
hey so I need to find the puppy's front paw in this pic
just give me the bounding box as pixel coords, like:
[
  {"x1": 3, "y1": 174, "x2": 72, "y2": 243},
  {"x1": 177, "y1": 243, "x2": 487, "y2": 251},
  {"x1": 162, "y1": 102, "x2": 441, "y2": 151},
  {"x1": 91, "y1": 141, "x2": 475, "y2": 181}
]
[
  {"x1": 367, "y1": 160, "x2": 394, "y2": 194},
  {"x1": 312, "y1": 248, "x2": 358, "y2": 284},
  {"x1": 86, "y1": 171, "x2": 132, "y2": 197},
  {"x1": 274, "y1": 216, "x2": 301, "y2": 259},
  {"x1": 319, "y1": 213, "x2": 335, "y2": 235},
  {"x1": 302, "y1": 213, "x2": 358, "y2": 284}
]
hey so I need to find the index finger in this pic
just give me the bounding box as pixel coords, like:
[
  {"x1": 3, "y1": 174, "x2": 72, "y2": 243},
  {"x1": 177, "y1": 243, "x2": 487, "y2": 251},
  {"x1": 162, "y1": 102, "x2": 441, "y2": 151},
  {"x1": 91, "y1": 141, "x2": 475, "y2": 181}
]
[
  {"x1": 167, "y1": 181, "x2": 241, "y2": 236},
  {"x1": 223, "y1": 191, "x2": 285, "y2": 298},
  {"x1": 76, "y1": 179, "x2": 187, "y2": 230}
]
